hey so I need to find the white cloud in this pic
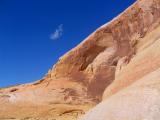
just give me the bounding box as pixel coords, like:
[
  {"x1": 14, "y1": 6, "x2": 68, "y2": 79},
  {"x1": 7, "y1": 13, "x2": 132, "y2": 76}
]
[{"x1": 50, "y1": 24, "x2": 63, "y2": 40}]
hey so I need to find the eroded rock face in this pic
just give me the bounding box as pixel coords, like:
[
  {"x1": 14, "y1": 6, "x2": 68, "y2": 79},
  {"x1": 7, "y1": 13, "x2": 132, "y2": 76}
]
[
  {"x1": 81, "y1": 68, "x2": 160, "y2": 120},
  {"x1": 1, "y1": 0, "x2": 160, "y2": 120},
  {"x1": 80, "y1": 0, "x2": 160, "y2": 119},
  {"x1": 49, "y1": 0, "x2": 160, "y2": 99}
]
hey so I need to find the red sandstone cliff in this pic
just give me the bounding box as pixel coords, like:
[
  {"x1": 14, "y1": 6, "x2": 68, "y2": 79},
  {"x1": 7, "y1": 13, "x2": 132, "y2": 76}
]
[{"x1": 1, "y1": 0, "x2": 160, "y2": 120}]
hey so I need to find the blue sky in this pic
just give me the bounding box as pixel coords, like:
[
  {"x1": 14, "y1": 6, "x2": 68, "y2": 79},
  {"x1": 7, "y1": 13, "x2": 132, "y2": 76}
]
[{"x1": 0, "y1": 0, "x2": 136, "y2": 87}]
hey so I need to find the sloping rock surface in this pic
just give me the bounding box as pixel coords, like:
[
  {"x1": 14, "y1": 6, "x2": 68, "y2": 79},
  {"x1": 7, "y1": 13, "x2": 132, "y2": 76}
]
[
  {"x1": 1, "y1": 0, "x2": 160, "y2": 120},
  {"x1": 80, "y1": 0, "x2": 160, "y2": 120}
]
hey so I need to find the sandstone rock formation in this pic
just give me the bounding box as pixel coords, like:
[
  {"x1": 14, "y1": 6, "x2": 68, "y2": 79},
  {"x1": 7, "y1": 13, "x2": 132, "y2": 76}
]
[
  {"x1": 1, "y1": 0, "x2": 160, "y2": 120},
  {"x1": 80, "y1": 0, "x2": 160, "y2": 119}
]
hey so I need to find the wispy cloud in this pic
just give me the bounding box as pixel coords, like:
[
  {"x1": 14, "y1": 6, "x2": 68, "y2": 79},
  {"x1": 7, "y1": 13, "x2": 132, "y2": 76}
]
[{"x1": 50, "y1": 24, "x2": 63, "y2": 40}]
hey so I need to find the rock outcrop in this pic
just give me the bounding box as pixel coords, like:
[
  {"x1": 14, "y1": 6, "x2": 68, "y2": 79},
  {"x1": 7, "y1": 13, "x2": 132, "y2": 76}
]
[
  {"x1": 80, "y1": 0, "x2": 160, "y2": 120},
  {"x1": 1, "y1": 0, "x2": 160, "y2": 120}
]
